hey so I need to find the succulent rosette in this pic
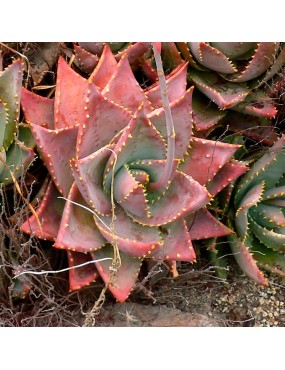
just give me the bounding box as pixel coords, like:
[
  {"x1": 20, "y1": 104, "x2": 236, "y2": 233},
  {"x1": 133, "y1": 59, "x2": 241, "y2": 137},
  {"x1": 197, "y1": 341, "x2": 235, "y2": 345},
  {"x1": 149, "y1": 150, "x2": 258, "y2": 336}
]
[
  {"x1": 173, "y1": 42, "x2": 285, "y2": 143},
  {"x1": 228, "y1": 135, "x2": 285, "y2": 283},
  {"x1": 20, "y1": 44, "x2": 247, "y2": 301}
]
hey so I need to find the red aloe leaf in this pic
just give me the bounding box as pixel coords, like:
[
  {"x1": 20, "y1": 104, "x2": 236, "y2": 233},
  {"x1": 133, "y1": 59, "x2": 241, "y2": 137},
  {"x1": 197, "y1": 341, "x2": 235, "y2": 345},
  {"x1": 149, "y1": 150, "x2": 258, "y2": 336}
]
[
  {"x1": 192, "y1": 90, "x2": 227, "y2": 131},
  {"x1": 54, "y1": 182, "x2": 106, "y2": 253},
  {"x1": 71, "y1": 144, "x2": 114, "y2": 216},
  {"x1": 189, "y1": 70, "x2": 249, "y2": 109},
  {"x1": 180, "y1": 137, "x2": 240, "y2": 186},
  {"x1": 187, "y1": 207, "x2": 233, "y2": 240},
  {"x1": 115, "y1": 42, "x2": 152, "y2": 70},
  {"x1": 207, "y1": 160, "x2": 248, "y2": 197},
  {"x1": 74, "y1": 44, "x2": 99, "y2": 74},
  {"x1": 139, "y1": 59, "x2": 158, "y2": 83},
  {"x1": 151, "y1": 219, "x2": 196, "y2": 262},
  {"x1": 76, "y1": 83, "x2": 132, "y2": 159},
  {"x1": 228, "y1": 233, "x2": 268, "y2": 285},
  {"x1": 53, "y1": 56, "x2": 90, "y2": 129},
  {"x1": 148, "y1": 87, "x2": 193, "y2": 159},
  {"x1": 144, "y1": 62, "x2": 188, "y2": 110},
  {"x1": 21, "y1": 87, "x2": 54, "y2": 129},
  {"x1": 131, "y1": 171, "x2": 211, "y2": 227},
  {"x1": 232, "y1": 90, "x2": 277, "y2": 118},
  {"x1": 21, "y1": 180, "x2": 64, "y2": 241},
  {"x1": 102, "y1": 54, "x2": 152, "y2": 113},
  {"x1": 189, "y1": 42, "x2": 237, "y2": 74},
  {"x1": 235, "y1": 182, "x2": 264, "y2": 242},
  {"x1": 67, "y1": 251, "x2": 98, "y2": 291},
  {"x1": 224, "y1": 42, "x2": 279, "y2": 82},
  {"x1": 94, "y1": 206, "x2": 161, "y2": 258},
  {"x1": 30, "y1": 123, "x2": 78, "y2": 197},
  {"x1": 90, "y1": 43, "x2": 118, "y2": 90},
  {"x1": 103, "y1": 105, "x2": 166, "y2": 192},
  {"x1": 92, "y1": 245, "x2": 142, "y2": 302},
  {"x1": 114, "y1": 165, "x2": 149, "y2": 219}
]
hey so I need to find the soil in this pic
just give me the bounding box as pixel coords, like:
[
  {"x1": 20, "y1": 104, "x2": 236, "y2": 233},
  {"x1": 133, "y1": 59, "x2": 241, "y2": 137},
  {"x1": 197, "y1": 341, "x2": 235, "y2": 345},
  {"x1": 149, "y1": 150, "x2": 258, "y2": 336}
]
[{"x1": 89, "y1": 260, "x2": 285, "y2": 327}]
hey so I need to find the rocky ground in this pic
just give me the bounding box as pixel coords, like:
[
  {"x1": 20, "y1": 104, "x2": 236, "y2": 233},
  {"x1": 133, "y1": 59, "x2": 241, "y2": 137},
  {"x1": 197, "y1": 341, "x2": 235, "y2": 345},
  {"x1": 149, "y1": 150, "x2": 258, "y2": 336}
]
[{"x1": 93, "y1": 261, "x2": 285, "y2": 327}]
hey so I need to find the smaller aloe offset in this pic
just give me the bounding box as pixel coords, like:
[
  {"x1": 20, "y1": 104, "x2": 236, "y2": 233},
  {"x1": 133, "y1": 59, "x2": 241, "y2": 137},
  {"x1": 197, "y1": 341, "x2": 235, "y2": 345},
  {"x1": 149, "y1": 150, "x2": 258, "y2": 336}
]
[
  {"x1": 228, "y1": 135, "x2": 285, "y2": 283},
  {"x1": 175, "y1": 42, "x2": 285, "y2": 143}
]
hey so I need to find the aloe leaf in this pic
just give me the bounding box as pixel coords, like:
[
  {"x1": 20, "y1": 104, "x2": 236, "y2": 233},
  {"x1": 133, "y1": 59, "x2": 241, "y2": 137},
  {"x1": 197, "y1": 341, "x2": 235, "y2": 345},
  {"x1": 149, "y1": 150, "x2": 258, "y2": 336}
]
[
  {"x1": 92, "y1": 244, "x2": 143, "y2": 302},
  {"x1": 113, "y1": 165, "x2": 149, "y2": 219},
  {"x1": 235, "y1": 135, "x2": 285, "y2": 207},
  {"x1": 150, "y1": 219, "x2": 196, "y2": 262},
  {"x1": 221, "y1": 111, "x2": 277, "y2": 146},
  {"x1": 228, "y1": 233, "x2": 268, "y2": 285},
  {"x1": 132, "y1": 171, "x2": 211, "y2": 227},
  {"x1": 144, "y1": 62, "x2": 188, "y2": 109},
  {"x1": 148, "y1": 87, "x2": 193, "y2": 159},
  {"x1": 30, "y1": 123, "x2": 78, "y2": 197},
  {"x1": 21, "y1": 87, "x2": 54, "y2": 129},
  {"x1": 207, "y1": 160, "x2": 248, "y2": 197},
  {"x1": 0, "y1": 59, "x2": 22, "y2": 150},
  {"x1": 71, "y1": 144, "x2": 114, "y2": 216},
  {"x1": 188, "y1": 42, "x2": 237, "y2": 74},
  {"x1": 232, "y1": 90, "x2": 277, "y2": 118},
  {"x1": 262, "y1": 185, "x2": 285, "y2": 201},
  {"x1": 187, "y1": 207, "x2": 233, "y2": 240},
  {"x1": 76, "y1": 83, "x2": 132, "y2": 159},
  {"x1": 188, "y1": 70, "x2": 249, "y2": 109},
  {"x1": 210, "y1": 42, "x2": 256, "y2": 59},
  {"x1": 74, "y1": 44, "x2": 99, "y2": 74},
  {"x1": 192, "y1": 90, "x2": 226, "y2": 131},
  {"x1": 103, "y1": 106, "x2": 166, "y2": 192},
  {"x1": 94, "y1": 206, "x2": 161, "y2": 258},
  {"x1": 180, "y1": 137, "x2": 240, "y2": 186},
  {"x1": 251, "y1": 241, "x2": 285, "y2": 277},
  {"x1": 161, "y1": 42, "x2": 184, "y2": 71},
  {"x1": 249, "y1": 214, "x2": 285, "y2": 252},
  {"x1": 250, "y1": 203, "x2": 285, "y2": 229},
  {"x1": 0, "y1": 140, "x2": 35, "y2": 185},
  {"x1": 254, "y1": 45, "x2": 285, "y2": 88},
  {"x1": 115, "y1": 42, "x2": 151, "y2": 70},
  {"x1": 21, "y1": 180, "x2": 65, "y2": 241},
  {"x1": 53, "y1": 56, "x2": 90, "y2": 129},
  {"x1": 90, "y1": 43, "x2": 118, "y2": 90},
  {"x1": 235, "y1": 182, "x2": 264, "y2": 241},
  {"x1": 67, "y1": 250, "x2": 98, "y2": 291},
  {"x1": 102, "y1": 55, "x2": 152, "y2": 113},
  {"x1": 223, "y1": 43, "x2": 279, "y2": 82},
  {"x1": 54, "y1": 182, "x2": 106, "y2": 253},
  {"x1": 175, "y1": 42, "x2": 208, "y2": 71}
]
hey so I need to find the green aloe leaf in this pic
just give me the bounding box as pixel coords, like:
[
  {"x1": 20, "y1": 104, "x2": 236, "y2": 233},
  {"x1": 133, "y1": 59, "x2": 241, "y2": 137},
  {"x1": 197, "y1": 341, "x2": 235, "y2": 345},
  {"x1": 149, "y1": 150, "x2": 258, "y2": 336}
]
[{"x1": 188, "y1": 70, "x2": 249, "y2": 109}]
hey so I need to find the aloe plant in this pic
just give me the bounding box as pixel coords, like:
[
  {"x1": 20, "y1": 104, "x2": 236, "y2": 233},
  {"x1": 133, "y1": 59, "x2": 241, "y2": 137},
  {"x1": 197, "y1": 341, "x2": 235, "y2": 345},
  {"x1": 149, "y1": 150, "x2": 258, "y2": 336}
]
[
  {"x1": 0, "y1": 59, "x2": 34, "y2": 191},
  {"x1": 173, "y1": 42, "x2": 285, "y2": 144},
  {"x1": 227, "y1": 134, "x2": 285, "y2": 283},
  {"x1": 20, "y1": 43, "x2": 247, "y2": 301}
]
